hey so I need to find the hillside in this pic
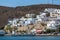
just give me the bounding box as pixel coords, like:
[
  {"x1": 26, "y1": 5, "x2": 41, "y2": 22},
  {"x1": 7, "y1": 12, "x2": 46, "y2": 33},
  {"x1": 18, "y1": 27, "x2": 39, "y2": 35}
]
[{"x1": 0, "y1": 4, "x2": 60, "y2": 29}]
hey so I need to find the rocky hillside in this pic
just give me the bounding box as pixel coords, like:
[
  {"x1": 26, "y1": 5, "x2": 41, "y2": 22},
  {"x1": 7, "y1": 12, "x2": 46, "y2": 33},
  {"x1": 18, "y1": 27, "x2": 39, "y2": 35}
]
[{"x1": 0, "y1": 4, "x2": 60, "y2": 29}]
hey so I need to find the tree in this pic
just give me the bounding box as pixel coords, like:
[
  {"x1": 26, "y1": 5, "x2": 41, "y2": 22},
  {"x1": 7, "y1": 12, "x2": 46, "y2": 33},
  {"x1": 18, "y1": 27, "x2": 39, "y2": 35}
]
[
  {"x1": 56, "y1": 25, "x2": 60, "y2": 33},
  {"x1": 11, "y1": 26, "x2": 17, "y2": 31},
  {"x1": 46, "y1": 29, "x2": 55, "y2": 33},
  {"x1": 4, "y1": 25, "x2": 12, "y2": 33}
]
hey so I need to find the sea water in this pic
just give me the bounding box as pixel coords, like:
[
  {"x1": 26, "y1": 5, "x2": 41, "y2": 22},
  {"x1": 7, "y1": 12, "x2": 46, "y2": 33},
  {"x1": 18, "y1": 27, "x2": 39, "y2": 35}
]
[{"x1": 0, "y1": 36, "x2": 60, "y2": 40}]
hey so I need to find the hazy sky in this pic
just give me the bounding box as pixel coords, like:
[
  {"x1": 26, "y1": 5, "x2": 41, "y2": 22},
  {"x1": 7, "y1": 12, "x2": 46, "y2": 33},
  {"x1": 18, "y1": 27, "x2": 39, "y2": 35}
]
[{"x1": 0, "y1": 0, "x2": 60, "y2": 7}]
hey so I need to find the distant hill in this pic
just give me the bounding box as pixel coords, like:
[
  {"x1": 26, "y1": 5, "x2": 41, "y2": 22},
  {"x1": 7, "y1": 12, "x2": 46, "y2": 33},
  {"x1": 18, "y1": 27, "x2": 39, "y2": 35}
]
[{"x1": 0, "y1": 4, "x2": 60, "y2": 29}]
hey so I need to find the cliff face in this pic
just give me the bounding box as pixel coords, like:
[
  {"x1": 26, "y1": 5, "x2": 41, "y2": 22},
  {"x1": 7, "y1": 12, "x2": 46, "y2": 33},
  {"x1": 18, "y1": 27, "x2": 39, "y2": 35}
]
[{"x1": 0, "y1": 4, "x2": 60, "y2": 29}]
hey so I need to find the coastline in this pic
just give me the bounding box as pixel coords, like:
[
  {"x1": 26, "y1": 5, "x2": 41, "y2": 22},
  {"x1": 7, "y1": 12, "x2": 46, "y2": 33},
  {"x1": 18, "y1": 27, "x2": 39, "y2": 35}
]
[{"x1": 4, "y1": 33, "x2": 60, "y2": 36}]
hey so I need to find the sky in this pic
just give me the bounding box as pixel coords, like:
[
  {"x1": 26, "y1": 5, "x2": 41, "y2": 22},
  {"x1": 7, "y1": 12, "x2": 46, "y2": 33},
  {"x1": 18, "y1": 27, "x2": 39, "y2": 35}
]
[{"x1": 0, "y1": 0, "x2": 60, "y2": 7}]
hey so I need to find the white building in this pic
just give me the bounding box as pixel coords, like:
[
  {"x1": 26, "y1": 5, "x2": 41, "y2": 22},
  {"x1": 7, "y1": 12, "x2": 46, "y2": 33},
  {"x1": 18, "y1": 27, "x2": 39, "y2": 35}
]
[
  {"x1": 47, "y1": 21, "x2": 56, "y2": 29},
  {"x1": 20, "y1": 17, "x2": 27, "y2": 21},
  {"x1": 44, "y1": 8, "x2": 60, "y2": 17},
  {"x1": 54, "y1": 9, "x2": 60, "y2": 13},
  {"x1": 36, "y1": 12, "x2": 48, "y2": 22},
  {"x1": 44, "y1": 8, "x2": 55, "y2": 13},
  {"x1": 24, "y1": 18, "x2": 36, "y2": 25},
  {"x1": 25, "y1": 14, "x2": 35, "y2": 18},
  {"x1": 39, "y1": 12, "x2": 47, "y2": 18}
]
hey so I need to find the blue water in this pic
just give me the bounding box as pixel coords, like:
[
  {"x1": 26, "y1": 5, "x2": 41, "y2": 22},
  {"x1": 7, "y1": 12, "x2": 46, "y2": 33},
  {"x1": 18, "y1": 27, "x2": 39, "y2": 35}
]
[{"x1": 0, "y1": 36, "x2": 60, "y2": 40}]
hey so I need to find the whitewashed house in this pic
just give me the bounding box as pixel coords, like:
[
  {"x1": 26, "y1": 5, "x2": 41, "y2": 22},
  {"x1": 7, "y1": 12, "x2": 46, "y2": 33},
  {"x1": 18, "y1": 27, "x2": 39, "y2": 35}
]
[
  {"x1": 8, "y1": 18, "x2": 20, "y2": 27},
  {"x1": 54, "y1": 9, "x2": 60, "y2": 13},
  {"x1": 12, "y1": 18, "x2": 20, "y2": 27},
  {"x1": 44, "y1": 8, "x2": 55, "y2": 13},
  {"x1": 24, "y1": 18, "x2": 35, "y2": 25},
  {"x1": 8, "y1": 20, "x2": 13, "y2": 25},
  {"x1": 40, "y1": 12, "x2": 47, "y2": 18},
  {"x1": 44, "y1": 8, "x2": 60, "y2": 17},
  {"x1": 25, "y1": 14, "x2": 35, "y2": 18},
  {"x1": 20, "y1": 17, "x2": 27, "y2": 21},
  {"x1": 36, "y1": 12, "x2": 48, "y2": 22},
  {"x1": 47, "y1": 21, "x2": 58, "y2": 29}
]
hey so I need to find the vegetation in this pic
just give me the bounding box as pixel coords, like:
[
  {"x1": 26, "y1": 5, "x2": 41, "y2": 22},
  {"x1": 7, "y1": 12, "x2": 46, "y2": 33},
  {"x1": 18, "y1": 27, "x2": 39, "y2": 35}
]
[
  {"x1": 56, "y1": 26, "x2": 60, "y2": 33},
  {"x1": 46, "y1": 29, "x2": 55, "y2": 33},
  {"x1": 11, "y1": 26, "x2": 17, "y2": 31},
  {"x1": 4, "y1": 25, "x2": 12, "y2": 31},
  {"x1": 4, "y1": 25, "x2": 17, "y2": 33}
]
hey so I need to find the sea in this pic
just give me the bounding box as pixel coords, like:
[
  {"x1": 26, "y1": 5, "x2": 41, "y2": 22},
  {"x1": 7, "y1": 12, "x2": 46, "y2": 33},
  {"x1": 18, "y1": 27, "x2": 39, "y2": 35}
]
[{"x1": 0, "y1": 36, "x2": 60, "y2": 40}]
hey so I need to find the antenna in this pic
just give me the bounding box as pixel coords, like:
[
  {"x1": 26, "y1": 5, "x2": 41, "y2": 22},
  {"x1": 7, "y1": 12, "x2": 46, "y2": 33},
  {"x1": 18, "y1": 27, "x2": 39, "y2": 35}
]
[
  {"x1": 52, "y1": 0, "x2": 53, "y2": 4},
  {"x1": 52, "y1": 0, "x2": 53, "y2": 8},
  {"x1": 48, "y1": 0, "x2": 49, "y2": 4}
]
